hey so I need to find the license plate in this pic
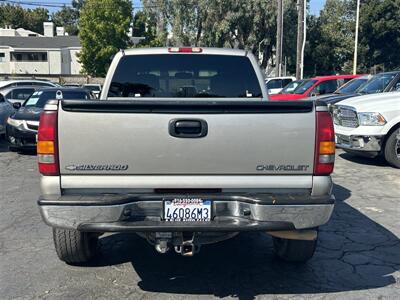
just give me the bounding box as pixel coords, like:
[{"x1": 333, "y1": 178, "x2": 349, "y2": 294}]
[{"x1": 164, "y1": 198, "x2": 211, "y2": 222}]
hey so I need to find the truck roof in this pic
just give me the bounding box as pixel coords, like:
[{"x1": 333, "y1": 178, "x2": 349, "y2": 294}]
[{"x1": 120, "y1": 47, "x2": 248, "y2": 57}]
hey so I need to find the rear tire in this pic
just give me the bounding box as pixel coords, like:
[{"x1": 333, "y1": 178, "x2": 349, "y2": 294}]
[
  {"x1": 384, "y1": 128, "x2": 400, "y2": 168},
  {"x1": 52, "y1": 228, "x2": 98, "y2": 264},
  {"x1": 273, "y1": 235, "x2": 317, "y2": 262}
]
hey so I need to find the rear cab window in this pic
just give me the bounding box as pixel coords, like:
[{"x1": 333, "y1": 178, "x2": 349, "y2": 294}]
[{"x1": 108, "y1": 54, "x2": 262, "y2": 98}]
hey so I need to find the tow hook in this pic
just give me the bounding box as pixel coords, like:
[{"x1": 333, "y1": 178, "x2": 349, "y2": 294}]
[{"x1": 174, "y1": 242, "x2": 200, "y2": 257}]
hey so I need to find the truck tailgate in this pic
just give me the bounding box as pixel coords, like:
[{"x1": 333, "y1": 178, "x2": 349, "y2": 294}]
[{"x1": 58, "y1": 101, "x2": 315, "y2": 177}]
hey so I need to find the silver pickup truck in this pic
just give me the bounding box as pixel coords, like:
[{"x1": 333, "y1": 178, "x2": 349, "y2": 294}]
[{"x1": 37, "y1": 47, "x2": 335, "y2": 264}]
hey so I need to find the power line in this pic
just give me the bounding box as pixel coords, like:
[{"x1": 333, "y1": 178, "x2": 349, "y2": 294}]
[
  {"x1": 0, "y1": 0, "x2": 153, "y2": 9},
  {"x1": 1, "y1": 0, "x2": 72, "y2": 8}
]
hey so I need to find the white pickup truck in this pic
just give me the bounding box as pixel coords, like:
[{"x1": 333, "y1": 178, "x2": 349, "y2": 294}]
[
  {"x1": 333, "y1": 92, "x2": 400, "y2": 168},
  {"x1": 37, "y1": 47, "x2": 335, "y2": 264}
]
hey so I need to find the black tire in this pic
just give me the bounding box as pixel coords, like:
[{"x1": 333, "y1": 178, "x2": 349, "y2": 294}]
[
  {"x1": 52, "y1": 228, "x2": 98, "y2": 264},
  {"x1": 384, "y1": 128, "x2": 400, "y2": 168},
  {"x1": 273, "y1": 235, "x2": 317, "y2": 262}
]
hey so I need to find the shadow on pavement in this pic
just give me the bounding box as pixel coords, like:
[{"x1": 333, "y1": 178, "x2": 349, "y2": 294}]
[
  {"x1": 0, "y1": 138, "x2": 36, "y2": 155},
  {"x1": 338, "y1": 151, "x2": 389, "y2": 167},
  {"x1": 89, "y1": 184, "x2": 399, "y2": 299},
  {"x1": 0, "y1": 138, "x2": 9, "y2": 153}
]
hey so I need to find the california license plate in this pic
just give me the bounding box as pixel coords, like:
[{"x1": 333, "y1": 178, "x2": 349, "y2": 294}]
[{"x1": 164, "y1": 198, "x2": 211, "y2": 222}]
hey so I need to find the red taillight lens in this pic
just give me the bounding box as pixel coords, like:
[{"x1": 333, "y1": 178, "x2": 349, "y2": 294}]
[
  {"x1": 314, "y1": 111, "x2": 335, "y2": 175},
  {"x1": 37, "y1": 111, "x2": 59, "y2": 176},
  {"x1": 168, "y1": 47, "x2": 203, "y2": 53}
]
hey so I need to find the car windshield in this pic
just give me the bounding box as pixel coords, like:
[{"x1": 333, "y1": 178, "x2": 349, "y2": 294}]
[
  {"x1": 357, "y1": 73, "x2": 396, "y2": 94},
  {"x1": 108, "y1": 54, "x2": 262, "y2": 98},
  {"x1": 293, "y1": 80, "x2": 317, "y2": 94},
  {"x1": 335, "y1": 77, "x2": 369, "y2": 94},
  {"x1": 24, "y1": 90, "x2": 89, "y2": 108},
  {"x1": 280, "y1": 79, "x2": 305, "y2": 94}
]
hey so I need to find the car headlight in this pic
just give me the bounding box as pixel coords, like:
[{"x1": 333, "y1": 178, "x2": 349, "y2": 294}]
[
  {"x1": 358, "y1": 112, "x2": 386, "y2": 126},
  {"x1": 7, "y1": 117, "x2": 24, "y2": 127}
]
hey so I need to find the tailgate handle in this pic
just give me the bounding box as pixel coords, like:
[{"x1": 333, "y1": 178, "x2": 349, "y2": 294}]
[{"x1": 169, "y1": 119, "x2": 208, "y2": 138}]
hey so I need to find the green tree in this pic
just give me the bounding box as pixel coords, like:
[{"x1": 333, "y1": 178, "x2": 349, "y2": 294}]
[
  {"x1": 52, "y1": 6, "x2": 80, "y2": 35},
  {"x1": 143, "y1": 0, "x2": 278, "y2": 68},
  {"x1": 142, "y1": 0, "x2": 169, "y2": 46},
  {"x1": 132, "y1": 10, "x2": 164, "y2": 47},
  {"x1": 282, "y1": 1, "x2": 298, "y2": 75},
  {"x1": 304, "y1": 0, "x2": 356, "y2": 75},
  {"x1": 0, "y1": 4, "x2": 49, "y2": 34},
  {"x1": 78, "y1": 0, "x2": 133, "y2": 76},
  {"x1": 358, "y1": 0, "x2": 400, "y2": 72},
  {"x1": 0, "y1": 4, "x2": 27, "y2": 29},
  {"x1": 26, "y1": 8, "x2": 49, "y2": 34}
]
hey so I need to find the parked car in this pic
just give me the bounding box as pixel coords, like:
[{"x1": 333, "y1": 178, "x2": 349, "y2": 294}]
[
  {"x1": 0, "y1": 93, "x2": 14, "y2": 137},
  {"x1": 0, "y1": 79, "x2": 59, "y2": 92},
  {"x1": 270, "y1": 74, "x2": 360, "y2": 101},
  {"x1": 0, "y1": 85, "x2": 41, "y2": 104},
  {"x1": 278, "y1": 79, "x2": 306, "y2": 94},
  {"x1": 82, "y1": 83, "x2": 102, "y2": 98},
  {"x1": 333, "y1": 92, "x2": 400, "y2": 168},
  {"x1": 265, "y1": 76, "x2": 296, "y2": 94},
  {"x1": 37, "y1": 47, "x2": 335, "y2": 264},
  {"x1": 310, "y1": 75, "x2": 371, "y2": 102},
  {"x1": 6, "y1": 88, "x2": 91, "y2": 151},
  {"x1": 63, "y1": 83, "x2": 81, "y2": 88},
  {"x1": 323, "y1": 71, "x2": 400, "y2": 107}
]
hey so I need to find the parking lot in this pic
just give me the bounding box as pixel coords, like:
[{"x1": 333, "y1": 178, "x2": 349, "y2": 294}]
[{"x1": 0, "y1": 138, "x2": 399, "y2": 300}]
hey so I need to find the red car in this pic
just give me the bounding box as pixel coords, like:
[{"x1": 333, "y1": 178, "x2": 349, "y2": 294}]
[{"x1": 269, "y1": 75, "x2": 361, "y2": 101}]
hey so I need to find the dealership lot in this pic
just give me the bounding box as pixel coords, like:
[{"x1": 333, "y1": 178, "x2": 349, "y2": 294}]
[{"x1": 0, "y1": 139, "x2": 399, "y2": 300}]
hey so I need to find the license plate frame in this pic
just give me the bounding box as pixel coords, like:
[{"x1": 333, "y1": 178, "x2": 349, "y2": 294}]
[{"x1": 163, "y1": 198, "x2": 212, "y2": 222}]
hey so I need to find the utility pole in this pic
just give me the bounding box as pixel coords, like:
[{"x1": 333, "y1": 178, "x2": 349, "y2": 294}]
[
  {"x1": 353, "y1": 0, "x2": 360, "y2": 75},
  {"x1": 296, "y1": 0, "x2": 306, "y2": 79},
  {"x1": 275, "y1": 0, "x2": 283, "y2": 77}
]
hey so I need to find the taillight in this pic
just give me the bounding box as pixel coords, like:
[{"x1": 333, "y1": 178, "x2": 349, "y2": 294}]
[
  {"x1": 314, "y1": 110, "x2": 335, "y2": 175},
  {"x1": 168, "y1": 47, "x2": 203, "y2": 53},
  {"x1": 37, "y1": 110, "x2": 59, "y2": 175}
]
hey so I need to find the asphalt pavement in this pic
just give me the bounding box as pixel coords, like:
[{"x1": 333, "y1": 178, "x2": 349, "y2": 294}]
[{"x1": 0, "y1": 139, "x2": 399, "y2": 300}]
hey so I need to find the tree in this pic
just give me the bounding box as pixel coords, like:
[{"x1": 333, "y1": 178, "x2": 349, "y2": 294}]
[
  {"x1": 141, "y1": 0, "x2": 169, "y2": 46},
  {"x1": 358, "y1": 0, "x2": 400, "y2": 72},
  {"x1": 132, "y1": 10, "x2": 164, "y2": 47},
  {"x1": 0, "y1": 4, "x2": 27, "y2": 29},
  {"x1": 0, "y1": 4, "x2": 49, "y2": 34},
  {"x1": 52, "y1": 6, "x2": 80, "y2": 35},
  {"x1": 25, "y1": 8, "x2": 49, "y2": 34},
  {"x1": 142, "y1": 0, "x2": 278, "y2": 68},
  {"x1": 78, "y1": 0, "x2": 133, "y2": 76},
  {"x1": 304, "y1": 0, "x2": 356, "y2": 76}
]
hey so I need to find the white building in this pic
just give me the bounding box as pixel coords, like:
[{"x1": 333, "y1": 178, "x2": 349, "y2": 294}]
[{"x1": 0, "y1": 23, "x2": 82, "y2": 75}]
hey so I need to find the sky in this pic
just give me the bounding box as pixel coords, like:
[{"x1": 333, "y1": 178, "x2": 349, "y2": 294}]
[
  {"x1": 309, "y1": 0, "x2": 326, "y2": 15},
  {"x1": 8, "y1": 0, "x2": 327, "y2": 15}
]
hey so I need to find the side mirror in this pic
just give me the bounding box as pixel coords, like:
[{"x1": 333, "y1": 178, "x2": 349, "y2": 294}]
[
  {"x1": 0, "y1": 93, "x2": 4, "y2": 103},
  {"x1": 13, "y1": 102, "x2": 21, "y2": 109}
]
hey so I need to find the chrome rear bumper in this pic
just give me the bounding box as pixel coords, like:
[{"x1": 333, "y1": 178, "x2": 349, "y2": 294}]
[{"x1": 38, "y1": 194, "x2": 334, "y2": 232}]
